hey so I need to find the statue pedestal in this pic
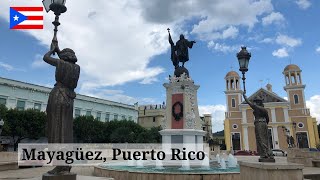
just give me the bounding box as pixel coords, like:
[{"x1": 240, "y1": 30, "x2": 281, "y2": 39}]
[
  {"x1": 160, "y1": 73, "x2": 205, "y2": 154},
  {"x1": 239, "y1": 161, "x2": 303, "y2": 180},
  {"x1": 42, "y1": 173, "x2": 76, "y2": 180}
]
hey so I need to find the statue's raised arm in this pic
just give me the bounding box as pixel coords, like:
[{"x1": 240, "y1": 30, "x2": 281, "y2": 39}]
[{"x1": 243, "y1": 90, "x2": 254, "y2": 108}]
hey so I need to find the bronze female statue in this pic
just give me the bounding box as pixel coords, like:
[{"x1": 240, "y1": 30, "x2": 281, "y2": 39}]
[
  {"x1": 43, "y1": 41, "x2": 80, "y2": 174},
  {"x1": 243, "y1": 91, "x2": 274, "y2": 162}
]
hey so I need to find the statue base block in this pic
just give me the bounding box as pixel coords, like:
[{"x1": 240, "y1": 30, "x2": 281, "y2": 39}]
[
  {"x1": 42, "y1": 173, "x2": 76, "y2": 180},
  {"x1": 239, "y1": 161, "x2": 303, "y2": 180},
  {"x1": 259, "y1": 158, "x2": 275, "y2": 163}
]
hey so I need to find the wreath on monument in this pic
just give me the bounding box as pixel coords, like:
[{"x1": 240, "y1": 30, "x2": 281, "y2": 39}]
[{"x1": 172, "y1": 101, "x2": 183, "y2": 121}]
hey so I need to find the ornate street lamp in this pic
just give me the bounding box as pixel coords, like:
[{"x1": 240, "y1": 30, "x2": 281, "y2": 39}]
[
  {"x1": 42, "y1": 0, "x2": 67, "y2": 54},
  {"x1": 237, "y1": 47, "x2": 251, "y2": 92}
]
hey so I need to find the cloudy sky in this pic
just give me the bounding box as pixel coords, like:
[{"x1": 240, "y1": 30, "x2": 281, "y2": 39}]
[{"x1": 0, "y1": 0, "x2": 319, "y2": 132}]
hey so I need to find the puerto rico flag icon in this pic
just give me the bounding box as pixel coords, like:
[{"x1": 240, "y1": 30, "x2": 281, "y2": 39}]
[{"x1": 10, "y1": 7, "x2": 43, "y2": 30}]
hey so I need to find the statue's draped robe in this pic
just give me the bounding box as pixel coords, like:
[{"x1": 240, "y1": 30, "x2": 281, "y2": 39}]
[
  {"x1": 252, "y1": 105, "x2": 273, "y2": 158},
  {"x1": 175, "y1": 39, "x2": 194, "y2": 63},
  {"x1": 46, "y1": 60, "x2": 80, "y2": 143}
]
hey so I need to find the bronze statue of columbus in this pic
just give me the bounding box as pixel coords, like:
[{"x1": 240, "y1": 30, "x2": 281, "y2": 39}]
[
  {"x1": 243, "y1": 91, "x2": 275, "y2": 162},
  {"x1": 43, "y1": 40, "x2": 80, "y2": 174},
  {"x1": 167, "y1": 28, "x2": 196, "y2": 69}
]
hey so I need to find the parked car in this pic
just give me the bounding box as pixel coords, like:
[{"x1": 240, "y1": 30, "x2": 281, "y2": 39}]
[
  {"x1": 309, "y1": 148, "x2": 319, "y2": 152},
  {"x1": 272, "y1": 149, "x2": 287, "y2": 156}
]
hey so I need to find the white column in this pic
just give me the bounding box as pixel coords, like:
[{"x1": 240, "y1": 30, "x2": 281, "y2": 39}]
[
  {"x1": 242, "y1": 109, "x2": 247, "y2": 123},
  {"x1": 162, "y1": 135, "x2": 171, "y2": 154},
  {"x1": 273, "y1": 127, "x2": 280, "y2": 149},
  {"x1": 196, "y1": 135, "x2": 204, "y2": 152},
  {"x1": 183, "y1": 135, "x2": 196, "y2": 153},
  {"x1": 243, "y1": 127, "x2": 249, "y2": 150},
  {"x1": 271, "y1": 108, "x2": 276, "y2": 123},
  {"x1": 285, "y1": 75, "x2": 288, "y2": 85},
  {"x1": 284, "y1": 108, "x2": 289, "y2": 122}
]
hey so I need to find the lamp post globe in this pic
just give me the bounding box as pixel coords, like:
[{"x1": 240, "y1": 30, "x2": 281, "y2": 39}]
[
  {"x1": 42, "y1": 0, "x2": 67, "y2": 14},
  {"x1": 237, "y1": 46, "x2": 251, "y2": 92},
  {"x1": 50, "y1": 0, "x2": 67, "y2": 15},
  {"x1": 237, "y1": 46, "x2": 251, "y2": 73}
]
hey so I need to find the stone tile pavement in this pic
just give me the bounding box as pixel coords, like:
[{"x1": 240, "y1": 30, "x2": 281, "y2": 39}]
[{"x1": 0, "y1": 166, "x2": 114, "y2": 180}]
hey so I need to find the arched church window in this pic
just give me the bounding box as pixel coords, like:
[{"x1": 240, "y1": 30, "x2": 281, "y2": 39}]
[
  {"x1": 294, "y1": 94, "x2": 299, "y2": 104},
  {"x1": 231, "y1": 98, "x2": 236, "y2": 108}
]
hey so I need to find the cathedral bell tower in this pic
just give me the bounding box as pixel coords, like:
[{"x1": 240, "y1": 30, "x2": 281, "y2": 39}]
[
  {"x1": 283, "y1": 64, "x2": 306, "y2": 109},
  {"x1": 225, "y1": 71, "x2": 243, "y2": 114}
]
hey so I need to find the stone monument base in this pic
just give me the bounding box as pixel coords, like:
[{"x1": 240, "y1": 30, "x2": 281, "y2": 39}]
[
  {"x1": 42, "y1": 173, "x2": 76, "y2": 180},
  {"x1": 160, "y1": 129, "x2": 206, "y2": 153},
  {"x1": 239, "y1": 161, "x2": 303, "y2": 180}
]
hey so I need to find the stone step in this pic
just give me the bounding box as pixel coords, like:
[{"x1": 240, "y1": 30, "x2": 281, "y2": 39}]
[
  {"x1": 312, "y1": 160, "x2": 320, "y2": 167},
  {"x1": 0, "y1": 161, "x2": 18, "y2": 171}
]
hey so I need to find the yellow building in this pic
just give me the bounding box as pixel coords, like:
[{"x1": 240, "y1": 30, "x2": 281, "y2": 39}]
[
  {"x1": 138, "y1": 104, "x2": 165, "y2": 129},
  {"x1": 201, "y1": 114, "x2": 213, "y2": 142},
  {"x1": 224, "y1": 64, "x2": 319, "y2": 151}
]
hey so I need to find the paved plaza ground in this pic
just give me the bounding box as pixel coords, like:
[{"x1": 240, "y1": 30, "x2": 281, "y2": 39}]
[{"x1": 0, "y1": 156, "x2": 319, "y2": 180}]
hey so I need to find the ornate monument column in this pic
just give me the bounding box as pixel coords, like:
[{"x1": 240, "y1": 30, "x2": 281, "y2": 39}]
[{"x1": 160, "y1": 29, "x2": 205, "y2": 154}]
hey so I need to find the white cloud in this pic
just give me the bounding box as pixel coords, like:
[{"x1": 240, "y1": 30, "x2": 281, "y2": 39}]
[
  {"x1": 262, "y1": 12, "x2": 285, "y2": 26},
  {"x1": 222, "y1": 26, "x2": 239, "y2": 39},
  {"x1": 306, "y1": 95, "x2": 320, "y2": 124},
  {"x1": 276, "y1": 35, "x2": 302, "y2": 47},
  {"x1": 81, "y1": 88, "x2": 158, "y2": 105},
  {"x1": 260, "y1": 37, "x2": 273, "y2": 43},
  {"x1": 199, "y1": 105, "x2": 226, "y2": 132},
  {"x1": 316, "y1": 47, "x2": 320, "y2": 53},
  {"x1": 0, "y1": 61, "x2": 25, "y2": 72},
  {"x1": 207, "y1": 41, "x2": 240, "y2": 53},
  {"x1": 283, "y1": 97, "x2": 288, "y2": 101},
  {"x1": 31, "y1": 54, "x2": 49, "y2": 68},
  {"x1": 296, "y1": 0, "x2": 311, "y2": 10},
  {"x1": 189, "y1": 0, "x2": 273, "y2": 40},
  {"x1": 0, "y1": 62, "x2": 14, "y2": 71},
  {"x1": 140, "y1": 77, "x2": 158, "y2": 84},
  {"x1": 272, "y1": 48, "x2": 289, "y2": 58}
]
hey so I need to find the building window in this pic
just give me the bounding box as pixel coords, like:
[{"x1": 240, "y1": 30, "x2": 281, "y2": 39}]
[
  {"x1": 17, "y1": 100, "x2": 26, "y2": 111},
  {"x1": 129, "y1": 116, "x2": 132, "y2": 121},
  {"x1": 0, "y1": 97, "x2": 7, "y2": 106},
  {"x1": 298, "y1": 122, "x2": 304, "y2": 128},
  {"x1": 232, "y1": 124, "x2": 238, "y2": 129},
  {"x1": 86, "y1": 110, "x2": 92, "y2": 116},
  {"x1": 75, "y1": 109, "x2": 81, "y2": 117},
  {"x1": 105, "y1": 113, "x2": 110, "y2": 122},
  {"x1": 153, "y1": 117, "x2": 156, "y2": 122},
  {"x1": 294, "y1": 95, "x2": 299, "y2": 104},
  {"x1": 114, "y1": 114, "x2": 118, "y2": 120},
  {"x1": 231, "y1": 132, "x2": 241, "y2": 150},
  {"x1": 96, "y1": 112, "x2": 101, "y2": 121},
  {"x1": 231, "y1": 98, "x2": 236, "y2": 108},
  {"x1": 34, "y1": 103, "x2": 41, "y2": 111},
  {"x1": 122, "y1": 115, "x2": 126, "y2": 120}
]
